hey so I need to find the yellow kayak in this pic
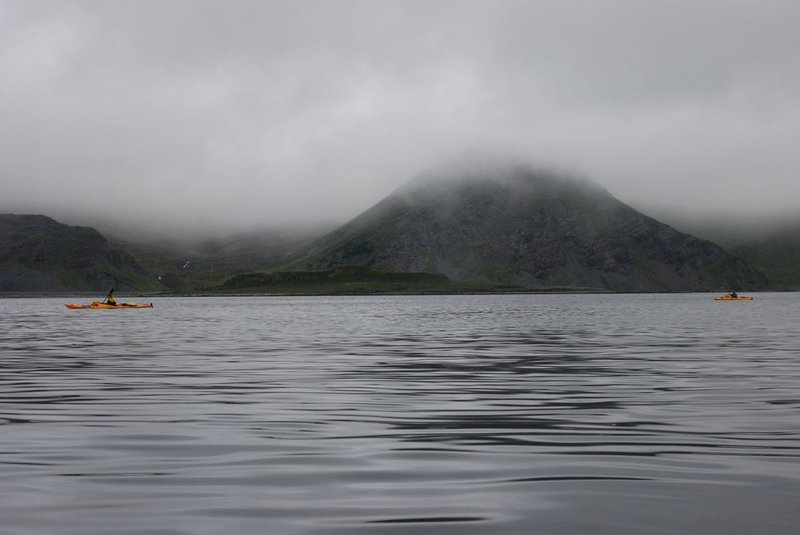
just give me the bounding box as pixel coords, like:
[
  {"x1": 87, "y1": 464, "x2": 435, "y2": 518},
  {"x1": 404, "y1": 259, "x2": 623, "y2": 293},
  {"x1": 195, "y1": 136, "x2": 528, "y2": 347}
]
[
  {"x1": 65, "y1": 301, "x2": 154, "y2": 309},
  {"x1": 714, "y1": 294, "x2": 753, "y2": 301}
]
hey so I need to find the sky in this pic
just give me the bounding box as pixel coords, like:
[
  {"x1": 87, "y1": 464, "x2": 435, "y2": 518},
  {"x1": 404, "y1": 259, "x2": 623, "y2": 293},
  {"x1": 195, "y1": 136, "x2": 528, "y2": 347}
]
[{"x1": 1, "y1": 0, "x2": 799, "y2": 234}]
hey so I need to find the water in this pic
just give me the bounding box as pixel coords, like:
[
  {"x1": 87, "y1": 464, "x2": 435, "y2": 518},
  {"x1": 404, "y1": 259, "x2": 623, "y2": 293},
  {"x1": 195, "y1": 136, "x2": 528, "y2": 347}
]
[{"x1": 1, "y1": 293, "x2": 799, "y2": 534}]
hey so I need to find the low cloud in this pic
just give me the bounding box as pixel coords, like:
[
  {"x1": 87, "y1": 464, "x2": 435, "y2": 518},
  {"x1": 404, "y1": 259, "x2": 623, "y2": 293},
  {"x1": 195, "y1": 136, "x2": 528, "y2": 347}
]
[{"x1": 2, "y1": 0, "x2": 799, "y2": 233}]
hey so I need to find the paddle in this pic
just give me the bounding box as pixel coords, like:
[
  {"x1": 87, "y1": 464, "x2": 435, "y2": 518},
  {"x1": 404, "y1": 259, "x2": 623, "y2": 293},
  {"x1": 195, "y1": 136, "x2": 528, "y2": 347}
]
[{"x1": 103, "y1": 287, "x2": 115, "y2": 304}]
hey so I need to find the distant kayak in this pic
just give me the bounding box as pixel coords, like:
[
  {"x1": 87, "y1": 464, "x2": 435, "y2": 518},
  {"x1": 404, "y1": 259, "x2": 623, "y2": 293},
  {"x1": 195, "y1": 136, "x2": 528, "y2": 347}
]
[
  {"x1": 714, "y1": 294, "x2": 753, "y2": 301},
  {"x1": 65, "y1": 302, "x2": 154, "y2": 309}
]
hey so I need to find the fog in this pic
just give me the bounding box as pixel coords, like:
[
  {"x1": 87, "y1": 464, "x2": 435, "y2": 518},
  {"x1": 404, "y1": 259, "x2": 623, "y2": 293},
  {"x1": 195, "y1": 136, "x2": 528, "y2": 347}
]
[{"x1": 2, "y1": 0, "x2": 799, "y2": 235}]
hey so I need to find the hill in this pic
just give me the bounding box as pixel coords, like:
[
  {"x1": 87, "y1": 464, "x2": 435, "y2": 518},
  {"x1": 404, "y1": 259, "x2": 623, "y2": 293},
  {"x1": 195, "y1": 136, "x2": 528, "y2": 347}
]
[
  {"x1": 733, "y1": 222, "x2": 800, "y2": 290},
  {"x1": 297, "y1": 161, "x2": 767, "y2": 292},
  {"x1": 108, "y1": 225, "x2": 327, "y2": 291},
  {"x1": 0, "y1": 214, "x2": 159, "y2": 292}
]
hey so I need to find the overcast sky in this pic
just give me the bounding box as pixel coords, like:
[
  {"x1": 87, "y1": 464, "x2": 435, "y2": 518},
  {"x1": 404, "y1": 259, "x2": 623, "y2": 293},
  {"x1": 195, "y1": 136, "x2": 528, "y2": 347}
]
[{"x1": 1, "y1": 0, "x2": 798, "y2": 233}]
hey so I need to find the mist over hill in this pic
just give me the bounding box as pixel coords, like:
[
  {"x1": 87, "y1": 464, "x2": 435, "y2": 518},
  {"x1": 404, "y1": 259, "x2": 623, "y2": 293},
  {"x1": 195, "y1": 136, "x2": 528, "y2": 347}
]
[
  {"x1": 298, "y1": 162, "x2": 767, "y2": 292},
  {"x1": 2, "y1": 157, "x2": 788, "y2": 293},
  {"x1": 630, "y1": 205, "x2": 800, "y2": 248},
  {"x1": 107, "y1": 223, "x2": 331, "y2": 290}
]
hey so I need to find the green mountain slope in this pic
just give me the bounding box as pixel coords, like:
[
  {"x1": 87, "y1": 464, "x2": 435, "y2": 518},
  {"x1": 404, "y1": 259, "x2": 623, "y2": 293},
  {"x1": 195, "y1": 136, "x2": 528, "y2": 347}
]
[
  {"x1": 0, "y1": 214, "x2": 160, "y2": 292},
  {"x1": 733, "y1": 222, "x2": 800, "y2": 290},
  {"x1": 297, "y1": 162, "x2": 767, "y2": 292}
]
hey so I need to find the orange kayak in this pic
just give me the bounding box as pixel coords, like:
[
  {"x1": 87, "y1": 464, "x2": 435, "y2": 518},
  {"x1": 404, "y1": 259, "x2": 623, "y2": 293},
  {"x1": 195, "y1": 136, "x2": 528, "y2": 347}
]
[
  {"x1": 65, "y1": 301, "x2": 154, "y2": 309},
  {"x1": 714, "y1": 294, "x2": 753, "y2": 301}
]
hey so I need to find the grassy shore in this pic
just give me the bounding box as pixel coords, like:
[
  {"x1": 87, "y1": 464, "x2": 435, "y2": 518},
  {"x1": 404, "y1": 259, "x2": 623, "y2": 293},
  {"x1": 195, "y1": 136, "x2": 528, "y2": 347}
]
[{"x1": 197, "y1": 266, "x2": 608, "y2": 296}]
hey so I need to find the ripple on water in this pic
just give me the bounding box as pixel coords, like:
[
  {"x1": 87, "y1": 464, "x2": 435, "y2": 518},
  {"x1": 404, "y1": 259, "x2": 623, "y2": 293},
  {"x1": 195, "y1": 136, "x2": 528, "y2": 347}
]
[{"x1": 1, "y1": 294, "x2": 800, "y2": 534}]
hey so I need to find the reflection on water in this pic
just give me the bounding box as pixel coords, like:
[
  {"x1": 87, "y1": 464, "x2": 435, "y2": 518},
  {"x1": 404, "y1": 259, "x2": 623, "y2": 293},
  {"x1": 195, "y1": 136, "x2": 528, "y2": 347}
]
[{"x1": 1, "y1": 294, "x2": 800, "y2": 534}]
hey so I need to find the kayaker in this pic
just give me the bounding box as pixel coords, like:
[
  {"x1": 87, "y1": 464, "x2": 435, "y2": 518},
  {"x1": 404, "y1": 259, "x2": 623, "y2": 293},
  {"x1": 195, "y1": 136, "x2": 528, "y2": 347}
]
[
  {"x1": 730, "y1": 291, "x2": 738, "y2": 298},
  {"x1": 103, "y1": 288, "x2": 116, "y2": 305}
]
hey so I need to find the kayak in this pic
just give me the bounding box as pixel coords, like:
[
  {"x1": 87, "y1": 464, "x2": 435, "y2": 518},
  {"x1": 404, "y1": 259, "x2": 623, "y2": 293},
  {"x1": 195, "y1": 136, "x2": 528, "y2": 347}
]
[
  {"x1": 65, "y1": 301, "x2": 154, "y2": 309},
  {"x1": 714, "y1": 295, "x2": 753, "y2": 301}
]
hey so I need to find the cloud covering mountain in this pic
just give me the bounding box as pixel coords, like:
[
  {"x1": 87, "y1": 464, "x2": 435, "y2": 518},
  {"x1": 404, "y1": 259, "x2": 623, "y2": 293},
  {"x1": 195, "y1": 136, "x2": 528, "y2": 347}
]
[{"x1": 2, "y1": 1, "x2": 799, "y2": 233}]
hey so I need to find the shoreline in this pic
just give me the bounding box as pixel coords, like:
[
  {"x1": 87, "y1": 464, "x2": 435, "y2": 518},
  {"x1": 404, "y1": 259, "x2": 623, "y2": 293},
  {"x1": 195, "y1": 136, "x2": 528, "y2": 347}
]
[{"x1": 2, "y1": 289, "x2": 783, "y2": 299}]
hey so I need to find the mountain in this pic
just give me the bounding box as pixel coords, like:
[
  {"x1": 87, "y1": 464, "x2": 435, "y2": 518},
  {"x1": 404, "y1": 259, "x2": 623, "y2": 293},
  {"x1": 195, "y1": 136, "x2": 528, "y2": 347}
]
[
  {"x1": 297, "y1": 161, "x2": 767, "y2": 292},
  {"x1": 0, "y1": 214, "x2": 159, "y2": 292},
  {"x1": 733, "y1": 222, "x2": 800, "y2": 290}
]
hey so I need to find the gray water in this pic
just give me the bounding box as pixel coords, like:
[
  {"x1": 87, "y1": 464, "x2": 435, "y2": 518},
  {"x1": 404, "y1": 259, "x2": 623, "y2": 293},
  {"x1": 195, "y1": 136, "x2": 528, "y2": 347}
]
[{"x1": 1, "y1": 294, "x2": 799, "y2": 534}]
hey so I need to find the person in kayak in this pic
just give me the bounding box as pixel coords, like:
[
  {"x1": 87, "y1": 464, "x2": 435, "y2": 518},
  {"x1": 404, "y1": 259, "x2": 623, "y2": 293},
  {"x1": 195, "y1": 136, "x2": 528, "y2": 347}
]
[
  {"x1": 730, "y1": 291, "x2": 738, "y2": 298},
  {"x1": 103, "y1": 288, "x2": 117, "y2": 305}
]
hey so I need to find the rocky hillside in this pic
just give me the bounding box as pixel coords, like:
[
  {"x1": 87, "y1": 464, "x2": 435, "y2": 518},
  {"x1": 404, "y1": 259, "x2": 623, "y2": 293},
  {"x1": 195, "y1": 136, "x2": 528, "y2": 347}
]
[
  {"x1": 298, "y1": 161, "x2": 767, "y2": 292},
  {"x1": 0, "y1": 214, "x2": 159, "y2": 292}
]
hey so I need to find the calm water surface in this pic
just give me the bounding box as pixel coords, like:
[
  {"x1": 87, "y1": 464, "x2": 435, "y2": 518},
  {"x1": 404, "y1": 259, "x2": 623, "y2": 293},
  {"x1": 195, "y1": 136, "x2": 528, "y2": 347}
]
[{"x1": 1, "y1": 294, "x2": 799, "y2": 534}]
